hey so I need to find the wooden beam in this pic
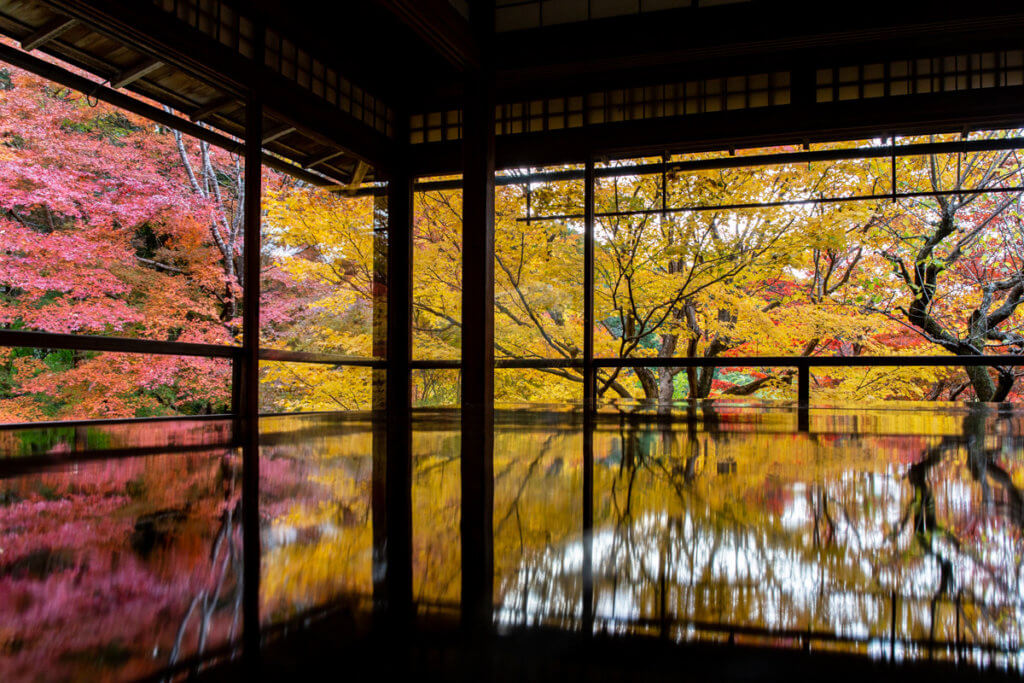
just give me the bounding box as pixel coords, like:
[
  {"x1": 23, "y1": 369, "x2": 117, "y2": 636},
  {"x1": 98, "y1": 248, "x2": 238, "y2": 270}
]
[
  {"x1": 0, "y1": 43, "x2": 346, "y2": 189},
  {"x1": 377, "y1": 160, "x2": 414, "y2": 631},
  {"x1": 40, "y1": 0, "x2": 396, "y2": 167},
  {"x1": 262, "y1": 124, "x2": 295, "y2": 145},
  {"x1": 375, "y1": 0, "x2": 478, "y2": 70},
  {"x1": 410, "y1": 83, "x2": 1024, "y2": 178},
  {"x1": 20, "y1": 16, "x2": 76, "y2": 51},
  {"x1": 240, "y1": 86, "x2": 262, "y2": 670},
  {"x1": 110, "y1": 57, "x2": 162, "y2": 89},
  {"x1": 305, "y1": 149, "x2": 344, "y2": 168},
  {"x1": 459, "y1": 0, "x2": 495, "y2": 638},
  {"x1": 190, "y1": 96, "x2": 240, "y2": 122},
  {"x1": 345, "y1": 160, "x2": 370, "y2": 195}
]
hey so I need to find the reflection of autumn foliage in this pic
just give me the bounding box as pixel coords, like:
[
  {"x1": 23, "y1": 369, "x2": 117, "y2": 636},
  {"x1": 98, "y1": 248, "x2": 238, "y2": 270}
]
[
  {"x1": 0, "y1": 451, "x2": 242, "y2": 681},
  {"x1": 6, "y1": 410, "x2": 1019, "y2": 676},
  {"x1": 492, "y1": 407, "x2": 1024, "y2": 668},
  {"x1": 258, "y1": 417, "x2": 374, "y2": 623}
]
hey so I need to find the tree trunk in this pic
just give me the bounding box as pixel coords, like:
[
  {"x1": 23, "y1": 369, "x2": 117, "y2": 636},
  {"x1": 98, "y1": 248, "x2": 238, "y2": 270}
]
[
  {"x1": 965, "y1": 364, "x2": 997, "y2": 402},
  {"x1": 634, "y1": 366, "x2": 659, "y2": 404},
  {"x1": 657, "y1": 369, "x2": 675, "y2": 404}
]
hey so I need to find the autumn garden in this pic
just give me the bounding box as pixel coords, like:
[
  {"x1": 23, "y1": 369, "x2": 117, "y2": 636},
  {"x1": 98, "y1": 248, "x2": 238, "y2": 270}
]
[
  {"x1": 4, "y1": 48, "x2": 1024, "y2": 680},
  {"x1": 3, "y1": 57, "x2": 1024, "y2": 422}
]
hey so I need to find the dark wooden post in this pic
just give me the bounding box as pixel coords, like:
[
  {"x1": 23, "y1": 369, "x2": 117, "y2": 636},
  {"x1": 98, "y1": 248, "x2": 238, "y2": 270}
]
[
  {"x1": 461, "y1": 0, "x2": 496, "y2": 633},
  {"x1": 582, "y1": 159, "x2": 595, "y2": 632},
  {"x1": 797, "y1": 362, "x2": 810, "y2": 432},
  {"x1": 241, "y1": 88, "x2": 262, "y2": 664},
  {"x1": 375, "y1": 162, "x2": 415, "y2": 628}
]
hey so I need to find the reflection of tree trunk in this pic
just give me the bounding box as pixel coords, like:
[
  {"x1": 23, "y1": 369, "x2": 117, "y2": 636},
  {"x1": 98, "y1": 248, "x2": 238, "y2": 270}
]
[
  {"x1": 168, "y1": 455, "x2": 242, "y2": 673},
  {"x1": 905, "y1": 435, "x2": 957, "y2": 651},
  {"x1": 965, "y1": 405, "x2": 1024, "y2": 525}
]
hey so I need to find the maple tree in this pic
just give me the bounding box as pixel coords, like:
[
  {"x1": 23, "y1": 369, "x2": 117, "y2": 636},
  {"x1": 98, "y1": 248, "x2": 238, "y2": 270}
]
[
  {"x1": 869, "y1": 137, "x2": 1024, "y2": 401},
  {"x1": 0, "y1": 60, "x2": 238, "y2": 420}
]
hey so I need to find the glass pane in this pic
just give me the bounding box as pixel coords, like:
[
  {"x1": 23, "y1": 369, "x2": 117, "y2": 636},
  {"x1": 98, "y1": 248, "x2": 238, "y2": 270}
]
[
  {"x1": 495, "y1": 175, "x2": 584, "y2": 362},
  {"x1": 0, "y1": 350, "x2": 231, "y2": 422},
  {"x1": 259, "y1": 362, "x2": 375, "y2": 413},
  {"x1": 413, "y1": 186, "x2": 462, "y2": 361},
  {"x1": 496, "y1": 367, "x2": 582, "y2": 404},
  {"x1": 412, "y1": 368, "x2": 461, "y2": 408},
  {"x1": 261, "y1": 182, "x2": 386, "y2": 358},
  {"x1": 811, "y1": 366, "x2": 1013, "y2": 404},
  {"x1": 667, "y1": 157, "x2": 891, "y2": 208},
  {"x1": 0, "y1": 63, "x2": 242, "y2": 346},
  {"x1": 594, "y1": 142, "x2": 1024, "y2": 402}
]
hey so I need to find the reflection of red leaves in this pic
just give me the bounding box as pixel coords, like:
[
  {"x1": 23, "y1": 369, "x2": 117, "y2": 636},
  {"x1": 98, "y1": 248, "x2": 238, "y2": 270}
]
[{"x1": 0, "y1": 452, "x2": 244, "y2": 681}]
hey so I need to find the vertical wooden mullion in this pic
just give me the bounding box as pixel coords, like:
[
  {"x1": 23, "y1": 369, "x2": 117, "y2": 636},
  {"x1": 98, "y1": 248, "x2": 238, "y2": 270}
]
[
  {"x1": 461, "y1": 0, "x2": 496, "y2": 636},
  {"x1": 582, "y1": 157, "x2": 595, "y2": 633},
  {"x1": 378, "y1": 155, "x2": 414, "y2": 630},
  {"x1": 240, "y1": 27, "x2": 264, "y2": 665}
]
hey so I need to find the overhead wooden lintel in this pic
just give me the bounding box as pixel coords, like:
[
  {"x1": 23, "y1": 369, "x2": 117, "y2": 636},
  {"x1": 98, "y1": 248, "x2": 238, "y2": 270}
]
[
  {"x1": 111, "y1": 57, "x2": 162, "y2": 89},
  {"x1": 21, "y1": 16, "x2": 76, "y2": 51}
]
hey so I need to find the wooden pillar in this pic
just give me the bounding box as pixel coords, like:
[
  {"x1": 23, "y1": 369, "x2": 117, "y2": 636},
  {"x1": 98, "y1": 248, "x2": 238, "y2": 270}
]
[
  {"x1": 375, "y1": 163, "x2": 415, "y2": 628},
  {"x1": 797, "y1": 362, "x2": 810, "y2": 431},
  {"x1": 461, "y1": 1, "x2": 496, "y2": 633},
  {"x1": 582, "y1": 159, "x2": 595, "y2": 631},
  {"x1": 583, "y1": 159, "x2": 595, "y2": 413},
  {"x1": 241, "y1": 90, "x2": 262, "y2": 664}
]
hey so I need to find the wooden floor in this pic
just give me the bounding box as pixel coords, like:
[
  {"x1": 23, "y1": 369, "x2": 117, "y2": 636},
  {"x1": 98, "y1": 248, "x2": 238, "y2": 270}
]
[{"x1": 199, "y1": 609, "x2": 1020, "y2": 683}]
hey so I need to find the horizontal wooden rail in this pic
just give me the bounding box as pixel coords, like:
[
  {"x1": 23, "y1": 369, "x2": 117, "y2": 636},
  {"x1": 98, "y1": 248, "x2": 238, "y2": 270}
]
[
  {"x1": 352, "y1": 135, "x2": 1024, "y2": 196},
  {"x1": 405, "y1": 355, "x2": 1024, "y2": 370},
  {"x1": 258, "y1": 348, "x2": 384, "y2": 366},
  {"x1": 592, "y1": 355, "x2": 1024, "y2": 368},
  {"x1": 0, "y1": 329, "x2": 241, "y2": 358},
  {"x1": 411, "y1": 359, "x2": 462, "y2": 369}
]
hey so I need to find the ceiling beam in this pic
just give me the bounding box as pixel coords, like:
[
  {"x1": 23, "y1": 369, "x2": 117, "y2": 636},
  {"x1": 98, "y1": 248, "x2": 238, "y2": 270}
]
[
  {"x1": 190, "y1": 96, "x2": 240, "y2": 122},
  {"x1": 305, "y1": 149, "x2": 344, "y2": 169},
  {"x1": 0, "y1": 41, "x2": 349, "y2": 189},
  {"x1": 493, "y1": 0, "x2": 1024, "y2": 92},
  {"x1": 21, "y1": 15, "x2": 76, "y2": 51},
  {"x1": 262, "y1": 124, "x2": 295, "y2": 145},
  {"x1": 345, "y1": 160, "x2": 370, "y2": 195},
  {"x1": 409, "y1": 83, "x2": 1024, "y2": 177},
  {"x1": 375, "y1": 0, "x2": 478, "y2": 70},
  {"x1": 36, "y1": 0, "x2": 397, "y2": 168},
  {"x1": 110, "y1": 57, "x2": 162, "y2": 88}
]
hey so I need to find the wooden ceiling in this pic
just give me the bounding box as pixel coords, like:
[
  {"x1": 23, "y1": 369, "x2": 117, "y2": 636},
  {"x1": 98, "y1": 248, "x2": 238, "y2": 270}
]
[
  {"x1": 0, "y1": 0, "x2": 397, "y2": 186},
  {"x1": 3, "y1": 1, "x2": 1024, "y2": 181}
]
